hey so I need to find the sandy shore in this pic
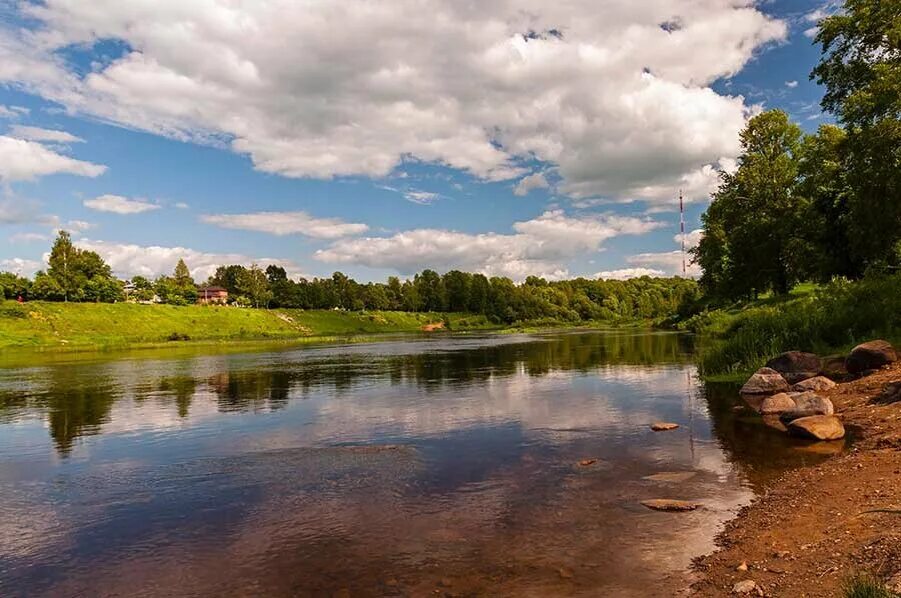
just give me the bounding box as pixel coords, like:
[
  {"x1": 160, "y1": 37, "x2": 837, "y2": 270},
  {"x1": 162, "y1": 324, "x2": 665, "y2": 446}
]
[{"x1": 687, "y1": 362, "x2": 901, "y2": 596}]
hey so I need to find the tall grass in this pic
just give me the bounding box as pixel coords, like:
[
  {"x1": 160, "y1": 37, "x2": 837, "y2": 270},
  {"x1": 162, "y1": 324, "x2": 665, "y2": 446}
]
[
  {"x1": 844, "y1": 573, "x2": 899, "y2": 598},
  {"x1": 695, "y1": 275, "x2": 901, "y2": 376}
]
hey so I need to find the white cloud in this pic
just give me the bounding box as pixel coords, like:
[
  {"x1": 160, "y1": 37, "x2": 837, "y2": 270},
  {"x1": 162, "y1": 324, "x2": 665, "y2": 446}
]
[
  {"x1": 0, "y1": 257, "x2": 43, "y2": 276},
  {"x1": 785, "y1": 80, "x2": 798, "y2": 88},
  {"x1": 9, "y1": 232, "x2": 50, "y2": 243},
  {"x1": 64, "y1": 219, "x2": 94, "y2": 232},
  {"x1": 73, "y1": 239, "x2": 304, "y2": 280},
  {"x1": 403, "y1": 190, "x2": 440, "y2": 205},
  {"x1": 0, "y1": 0, "x2": 786, "y2": 205},
  {"x1": 595, "y1": 267, "x2": 666, "y2": 280},
  {"x1": 83, "y1": 194, "x2": 160, "y2": 214},
  {"x1": 0, "y1": 136, "x2": 106, "y2": 182},
  {"x1": 174, "y1": 202, "x2": 190, "y2": 209},
  {"x1": 8, "y1": 125, "x2": 84, "y2": 143},
  {"x1": 628, "y1": 250, "x2": 701, "y2": 277},
  {"x1": 0, "y1": 105, "x2": 29, "y2": 119},
  {"x1": 200, "y1": 211, "x2": 368, "y2": 239},
  {"x1": 513, "y1": 172, "x2": 550, "y2": 196},
  {"x1": 315, "y1": 209, "x2": 663, "y2": 279},
  {"x1": 674, "y1": 228, "x2": 703, "y2": 250}
]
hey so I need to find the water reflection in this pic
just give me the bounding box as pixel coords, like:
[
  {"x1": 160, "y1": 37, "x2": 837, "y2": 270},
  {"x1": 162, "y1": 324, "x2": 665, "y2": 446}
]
[{"x1": 0, "y1": 331, "x2": 829, "y2": 597}]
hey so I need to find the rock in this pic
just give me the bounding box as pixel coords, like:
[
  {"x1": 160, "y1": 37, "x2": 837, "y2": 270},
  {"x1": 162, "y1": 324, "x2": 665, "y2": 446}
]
[
  {"x1": 740, "y1": 367, "x2": 790, "y2": 395},
  {"x1": 779, "y1": 392, "x2": 834, "y2": 422},
  {"x1": 787, "y1": 415, "x2": 846, "y2": 441},
  {"x1": 643, "y1": 471, "x2": 698, "y2": 483},
  {"x1": 557, "y1": 568, "x2": 574, "y2": 579},
  {"x1": 650, "y1": 422, "x2": 679, "y2": 431},
  {"x1": 846, "y1": 340, "x2": 898, "y2": 375},
  {"x1": 760, "y1": 393, "x2": 796, "y2": 415},
  {"x1": 640, "y1": 499, "x2": 700, "y2": 512},
  {"x1": 761, "y1": 415, "x2": 789, "y2": 432},
  {"x1": 578, "y1": 459, "x2": 597, "y2": 467},
  {"x1": 791, "y1": 375, "x2": 837, "y2": 392},
  {"x1": 784, "y1": 371, "x2": 820, "y2": 385},
  {"x1": 821, "y1": 355, "x2": 850, "y2": 381},
  {"x1": 736, "y1": 562, "x2": 749, "y2": 572},
  {"x1": 876, "y1": 381, "x2": 901, "y2": 405},
  {"x1": 766, "y1": 351, "x2": 821, "y2": 378},
  {"x1": 732, "y1": 580, "x2": 763, "y2": 595}
]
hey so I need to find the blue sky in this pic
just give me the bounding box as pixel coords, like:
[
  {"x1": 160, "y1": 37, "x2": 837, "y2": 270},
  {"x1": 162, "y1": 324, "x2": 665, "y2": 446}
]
[{"x1": 0, "y1": 0, "x2": 834, "y2": 282}]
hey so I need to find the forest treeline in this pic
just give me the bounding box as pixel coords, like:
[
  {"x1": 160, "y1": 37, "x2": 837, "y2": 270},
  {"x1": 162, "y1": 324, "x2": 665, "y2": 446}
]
[
  {"x1": 694, "y1": 0, "x2": 900, "y2": 301},
  {"x1": 0, "y1": 231, "x2": 699, "y2": 324}
]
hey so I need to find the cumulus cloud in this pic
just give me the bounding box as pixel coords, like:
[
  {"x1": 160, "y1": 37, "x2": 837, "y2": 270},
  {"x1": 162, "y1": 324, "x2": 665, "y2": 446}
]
[
  {"x1": 595, "y1": 267, "x2": 667, "y2": 280},
  {"x1": 83, "y1": 194, "x2": 160, "y2": 214},
  {"x1": 785, "y1": 80, "x2": 798, "y2": 88},
  {"x1": 200, "y1": 211, "x2": 368, "y2": 239},
  {"x1": 0, "y1": 135, "x2": 106, "y2": 182},
  {"x1": 0, "y1": 0, "x2": 786, "y2": 205},
  {"x1": 513, "y1": 172, "x2": 550, "y2": 196},
  {"x1": 0, "y1": 257, "x2": 43, "y2": 276},
  {"x1": 628, "y1": 250, "x2": 701, "y2": 277},
  {"x1": 73, "y1": 239, "x2": 304, "y2": 280},
  {"x1": 403, "y1": 190, "x2": 441, "y2": 205},
  {"x1": 8, "y1": 125, "x2": 84, "y2": 143},
  {"x1": 674, "y1": 228, "x2": 704, "y2": 250},
  {"x1": 315, "y1": 209, "x2": 663, "y2": 279}
]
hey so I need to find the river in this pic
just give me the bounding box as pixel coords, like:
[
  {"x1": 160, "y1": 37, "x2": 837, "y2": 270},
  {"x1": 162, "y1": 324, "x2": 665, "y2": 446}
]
[{"x1": 0, "y1": 331, "x2": 832, "y2": 596}]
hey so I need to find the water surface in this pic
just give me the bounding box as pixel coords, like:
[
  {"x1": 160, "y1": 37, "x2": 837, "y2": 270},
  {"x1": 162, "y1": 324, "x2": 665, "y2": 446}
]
[{"x1": 0, "y1": 331, "x2": 831, "y2": 596}]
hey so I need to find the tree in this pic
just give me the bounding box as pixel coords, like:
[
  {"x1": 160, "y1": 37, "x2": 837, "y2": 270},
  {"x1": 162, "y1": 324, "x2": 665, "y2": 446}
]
[
  {"x1": 174, "y1": 259, "x2": 194, "y2": 287},
  {"x1": 237, "y1": 264, "x2": 272, "y2": 308},
  {"x1": 813, "y1": 0, "x2": 901, "y2": 269},
  {"x1": 47, "y1": 231, "x2": 80, "y2": 302},
  {"x1": 694, "y1": 110, "x2": 808, "y2": 299}
]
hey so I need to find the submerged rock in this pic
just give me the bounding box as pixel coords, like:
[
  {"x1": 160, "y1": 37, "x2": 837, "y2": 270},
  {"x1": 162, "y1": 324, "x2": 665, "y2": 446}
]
[
  {"x1": 787, "y1": 415, "x2": 846, "y2": 440},
  {"x1": 642, "y1": 471, "x2": 698, "y2": 483},
  {"x1": 846, "y1": 340, "x2": 898, "y2": 375},
  {"x1": 791, "y1": 375, "x2": 837, "y2": 392},
  {"x1": 640, "y1": 499, "x2": 700, "y2": 512},
  {"x1": 760, "y1": 392, "x2": 796, "y2": 415},
  {"x1": 740, "y1": 367, "x2": 790, "y2": 395},
  {"x1": 650, "y1": 422, "x2": 679, "y2": 431}
]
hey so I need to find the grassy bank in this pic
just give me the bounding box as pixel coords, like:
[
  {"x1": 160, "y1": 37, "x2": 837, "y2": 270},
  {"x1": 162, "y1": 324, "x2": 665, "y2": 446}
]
[
  {"x1": 0, "y1": 301, "x2": 503, "y2": 351},
  {"x1": 683, "y1": 275, "x2": 901, "y2": 377}
]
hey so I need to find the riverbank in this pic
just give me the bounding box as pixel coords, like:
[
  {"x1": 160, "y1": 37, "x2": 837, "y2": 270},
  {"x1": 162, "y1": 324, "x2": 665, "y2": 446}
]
[
  {"x1": 682, "y1": 275, "x2": 901, "y2": 379},
  {"x1": 688, "y1": 362, "x2": 901, "y2": 597},
  {"x1": 0, "y1": 300, "x2": 653, "y2": 355}
]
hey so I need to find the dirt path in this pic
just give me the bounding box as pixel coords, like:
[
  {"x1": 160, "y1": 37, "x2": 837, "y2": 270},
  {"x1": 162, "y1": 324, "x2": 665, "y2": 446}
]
[{"x1": 688, "y1": 363, "x2": 901, "y2": 597}]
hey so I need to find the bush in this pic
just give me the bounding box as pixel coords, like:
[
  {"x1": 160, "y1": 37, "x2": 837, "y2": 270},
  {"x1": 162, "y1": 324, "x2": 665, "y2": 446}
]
[
  {"x1": 697, "y1": 274, "x2": 901, "y2": 376},
  {"x1": 166, "y1": 332, "x2": 191, "y2": 341},
  {"x1": 843, "y1": 573, "x2": 898, "y2": 598}
]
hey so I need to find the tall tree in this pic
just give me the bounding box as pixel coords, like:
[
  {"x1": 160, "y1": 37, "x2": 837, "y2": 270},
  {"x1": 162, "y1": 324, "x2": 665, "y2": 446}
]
[
  {"x1": 813, "y1": 0, "x2": 901, "y2": 269},
  {"x1": 174, "y1": 259, "x2": 194, "y2": 287},
  {"x1": 237, "y1": 264, "x2": 272, "y2": 308},
  {"x1": 47, "y1": 231, "x2": 80, "y2": 302}
]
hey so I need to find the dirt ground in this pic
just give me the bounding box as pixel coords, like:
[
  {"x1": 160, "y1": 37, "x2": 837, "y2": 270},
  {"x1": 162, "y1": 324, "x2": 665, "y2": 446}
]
[{"x1": 687, "y1": 362, "x2": 901, "y2": 597}]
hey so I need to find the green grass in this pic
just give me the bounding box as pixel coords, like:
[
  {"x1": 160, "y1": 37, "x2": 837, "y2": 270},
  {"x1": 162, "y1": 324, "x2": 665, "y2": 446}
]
[
  {"x1": 844, "y1": 573, "x2": 899, "y2": 598},
  {"x1": 685, "y1": 274, "x2": 901, "y2": 377},
  {"x1": 0, "y1": 301, "x2": 500, "y2": 352}
]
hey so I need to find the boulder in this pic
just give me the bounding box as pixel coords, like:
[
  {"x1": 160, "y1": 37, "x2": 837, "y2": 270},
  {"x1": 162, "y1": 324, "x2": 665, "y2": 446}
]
[
  {"x1": 740, "y1": 367, "x2": 790, "y2": 395},
  {"x1": 791, "y1": 392, "x2": 834, "y2": 415},
  {"x1": 766, "y1": 351, "x2": 821, "y2": 378},
  {"x1": 787, "y1": 415, "x2": 846, "y2": 441},
  {"x1": 650, "y1": 422, "x2": 679, "y2": 431},
  {"x1": 821, "y1": 355, "x2": 850, "y2": 381},
  {"x1": 876, "y1": 381, "x2": 901, "y2": 405},
  {"x1": 784, "y1": 371, "x2": 820, "y2": 384},
  {"x1": 760, "y1": 392, "x2": 796, "y2": 415},
  {"x1": 846, "y1": 340, "x2": 898, "y2": 375},
  {"x1": 640, "y1": 499, "x2": 700, "y2": 512},
  {"x1": 791, "y1": 375, "x2": 837, "y2": 392}
]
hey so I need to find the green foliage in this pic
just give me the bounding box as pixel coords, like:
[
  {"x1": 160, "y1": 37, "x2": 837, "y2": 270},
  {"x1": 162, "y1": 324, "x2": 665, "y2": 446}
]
[
  {"x1": 695, "y1": 274, "x2": 901, "y2": 375},
  {"x1": 812, "y1": 0, "x2": 901, "y2": 270},
  {"x1": 843, "y1": 573, "x2": 899, "y2": 598}
]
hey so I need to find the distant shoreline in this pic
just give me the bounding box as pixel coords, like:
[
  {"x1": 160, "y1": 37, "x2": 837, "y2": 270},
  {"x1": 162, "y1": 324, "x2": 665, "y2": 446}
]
[{"x1": 0, "y1": 300, "x2": 656, "y2": 363}]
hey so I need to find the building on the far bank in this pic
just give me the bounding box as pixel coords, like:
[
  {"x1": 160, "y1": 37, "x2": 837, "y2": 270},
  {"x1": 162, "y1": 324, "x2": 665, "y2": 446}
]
[{"x1": 197, "y1": 286, "x2": 229, "y2": 305}]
